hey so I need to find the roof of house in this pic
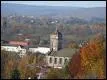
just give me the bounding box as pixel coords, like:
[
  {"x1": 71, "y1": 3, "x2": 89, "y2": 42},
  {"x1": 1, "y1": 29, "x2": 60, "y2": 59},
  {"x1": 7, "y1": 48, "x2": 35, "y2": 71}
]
[
  {"x1": 1, "y1": 44, "x2": 27, "y2": 49},
  {"x1": 49, "y1": 48, "x2": 79, "y2": 57},
  {"x1": 9, "y1": 41, "x2": 28, "y2": 46}
]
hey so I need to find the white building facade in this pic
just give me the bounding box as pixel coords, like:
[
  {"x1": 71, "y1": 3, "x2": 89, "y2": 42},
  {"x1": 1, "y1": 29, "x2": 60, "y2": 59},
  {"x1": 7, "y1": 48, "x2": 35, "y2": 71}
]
[
  {"x1": 29, "y1": 47, "x2": 50, "y2": 54},
  {"x1": 1, "y1": 45, "x2": 26, "y2": 57}
]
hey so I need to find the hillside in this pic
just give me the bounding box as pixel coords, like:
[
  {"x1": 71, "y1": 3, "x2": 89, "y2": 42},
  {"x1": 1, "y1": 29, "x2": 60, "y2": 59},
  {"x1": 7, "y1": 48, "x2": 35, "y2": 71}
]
[
  {"x1": 1, "y1": 3, "x2": 106, "y2": 46},
  {"x1": 1, "y1": 3, "x2": 106, "y2": 20}
]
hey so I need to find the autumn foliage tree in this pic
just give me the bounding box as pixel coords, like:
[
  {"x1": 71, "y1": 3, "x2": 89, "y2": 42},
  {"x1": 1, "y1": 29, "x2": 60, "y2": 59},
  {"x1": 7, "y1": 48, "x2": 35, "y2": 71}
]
[
  {"x1": 69, "y1": 33, "x2": 106, "y2": 79},
  {"x1": 18, "y1": 53, "x2": 37, "y2": 79},
  {"x1": 1, "y1": 50, "x2": 9, "y2": 79},
  {"x1": 69, "y1": 52, "x2": 85, "y2": 79},
  {"x1": 45, "y1": 67, "x2": 71, "y2": 79},
  {"x1": 1, "y1": 50, "x2": 19, "y2": 79},
  {"x1": 1, "y1": 50, "x2": 46, "y2": 79}
]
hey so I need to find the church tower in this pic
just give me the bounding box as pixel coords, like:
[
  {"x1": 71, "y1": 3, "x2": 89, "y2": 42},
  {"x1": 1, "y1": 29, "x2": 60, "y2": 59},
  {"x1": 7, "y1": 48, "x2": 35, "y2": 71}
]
[{"x1": 50, "y1": 26, "x2": 62, "y2": 51}]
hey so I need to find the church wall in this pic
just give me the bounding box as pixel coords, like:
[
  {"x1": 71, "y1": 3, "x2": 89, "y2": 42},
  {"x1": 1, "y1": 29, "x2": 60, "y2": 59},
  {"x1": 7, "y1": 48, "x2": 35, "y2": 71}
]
[
  {"x1": 50, "y1": 33, "x2": 62, "y2": 51},
  {"x1": 46, "y1": 56, "x2": 70, "y2": 68},
  {"x1": 50, "y1": 34, "x2": 59, "y2": 51},
  {"x1": 46, "y1": 56, "x2": 54, "y2": 67}
]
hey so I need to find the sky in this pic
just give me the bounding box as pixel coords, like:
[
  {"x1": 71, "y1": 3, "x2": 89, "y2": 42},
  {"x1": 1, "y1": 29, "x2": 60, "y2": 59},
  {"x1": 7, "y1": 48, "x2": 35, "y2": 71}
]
[{"x1": 1, "y1": 1, "x2": 106, "y2": 8}]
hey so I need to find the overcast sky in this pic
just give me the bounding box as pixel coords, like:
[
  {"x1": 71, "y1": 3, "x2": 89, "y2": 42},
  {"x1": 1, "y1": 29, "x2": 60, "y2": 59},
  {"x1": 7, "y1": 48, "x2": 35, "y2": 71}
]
[{"x1": 1, "y1": 1, "x2": 106, "y2": 8}]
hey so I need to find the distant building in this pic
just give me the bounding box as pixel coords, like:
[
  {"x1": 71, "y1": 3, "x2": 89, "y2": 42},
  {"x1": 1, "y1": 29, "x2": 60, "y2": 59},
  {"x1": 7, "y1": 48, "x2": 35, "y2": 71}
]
[
  {"x1": 46, "y1": 48, "x2": 78, "y2": 69},
  {"x1": 50, "y1": 27, "x2": 62, "y2": 51},
  {"x1": 46, "y1": 26, "x2": 78, "y2": 69},
  {"x1": 29, "y1": 47, "x2": 50, "y2": 55},
  {"x1": 1, "y1": 45, "x2": 26, "y2": 57},
  {"x1": 25, "y1": 38, "x2": 30, "y2": 42},
  {"x1": 9, "y1": 41, "x2": 29, "y2": 46}
]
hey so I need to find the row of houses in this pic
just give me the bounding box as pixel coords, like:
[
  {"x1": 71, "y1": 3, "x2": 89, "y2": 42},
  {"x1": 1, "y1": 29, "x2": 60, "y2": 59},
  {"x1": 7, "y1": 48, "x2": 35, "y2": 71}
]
[{"x1": 1, "y1": 41, "x2": 51, "y2": 57}]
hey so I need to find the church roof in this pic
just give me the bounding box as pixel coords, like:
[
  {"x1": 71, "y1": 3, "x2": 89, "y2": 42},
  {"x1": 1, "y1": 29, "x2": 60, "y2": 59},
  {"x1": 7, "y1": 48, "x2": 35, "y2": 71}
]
[
  {"x1": 1, "y1": 44, "x2": 28, "y2": 49},
  {"x1": 49, "y1": 48, "x2": 79, "y2": 57}
]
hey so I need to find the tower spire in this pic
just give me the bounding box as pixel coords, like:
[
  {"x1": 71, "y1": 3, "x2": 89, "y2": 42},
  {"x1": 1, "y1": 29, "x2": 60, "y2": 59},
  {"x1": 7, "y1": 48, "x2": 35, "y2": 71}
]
[
  {"x1": 55, "y1": 20, "x2": 59, "y2": 32},
  {"x1": 55, "y1": 22, "x2": 59, "y2": 33},
  {"x1": 56, "y1": 25, "x2": 58, "y2": 32}
]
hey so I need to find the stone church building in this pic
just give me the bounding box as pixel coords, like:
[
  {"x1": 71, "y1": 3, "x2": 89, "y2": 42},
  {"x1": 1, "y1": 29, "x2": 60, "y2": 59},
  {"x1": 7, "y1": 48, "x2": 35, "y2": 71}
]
[
  {"x1": 46, "y1": 27, "x2": 78, "y2": 69},
  {"x1": 50, "y1": 27, "x2": 62, "y2": 51}
]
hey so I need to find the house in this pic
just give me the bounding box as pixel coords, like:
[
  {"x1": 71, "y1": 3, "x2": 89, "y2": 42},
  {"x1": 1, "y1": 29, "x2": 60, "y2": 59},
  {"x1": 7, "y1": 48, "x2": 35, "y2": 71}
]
[
  {"x1": 29, "y1": 47, "x2": 50, "y2": 55},
  {"x1": 1, "y1": 45, "x2": 26, "y2": 57}
]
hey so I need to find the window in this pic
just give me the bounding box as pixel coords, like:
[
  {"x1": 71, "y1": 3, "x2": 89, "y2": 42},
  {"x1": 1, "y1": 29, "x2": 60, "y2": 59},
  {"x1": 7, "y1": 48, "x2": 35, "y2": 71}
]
[
  {"x1": 54, "y1": 58, "x2": 57, "y2": 64},
  {"x1": 49, "y1": 57, "x2": 52, "y2": 63},
  {"x1": 59, "y1": 58, "x2": 62, "y2": 64},
  {"x1": 65, "y1": 58, "x2": 68, "y2": 64}
]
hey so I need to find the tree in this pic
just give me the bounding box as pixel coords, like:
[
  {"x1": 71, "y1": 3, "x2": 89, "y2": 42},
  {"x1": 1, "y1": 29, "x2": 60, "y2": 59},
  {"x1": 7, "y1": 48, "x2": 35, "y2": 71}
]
[
  {"x1": 45, "y1": 66, "x2": 71, "y2": 79},
  {"x1": 80, "y1": 35, "x2": 106, "y2": 79},
  {"x1": 1, "y1": 50, "x2": 9, "y2": 79},
  {"x1": 10, "y1": 68, "x2": 20, "y2": 79},
  {"x1": 67, "y1": 41, "x2": 79, "y2": 49},
  {"x1": 69, "y1": 52, "x2": 85, "y2": 79},
  {"x1": 45, "y1": 68, "x2": 61, "y2": 79},
  {"x1": 18, "y1": 53, "x2": 38, "y2": 79},
  {"x1": 1, "y1": 50, "x2": 19, "y2": 79},
  {"x1": 69, "y1": 34, "x2": 106, "y2": 79}
]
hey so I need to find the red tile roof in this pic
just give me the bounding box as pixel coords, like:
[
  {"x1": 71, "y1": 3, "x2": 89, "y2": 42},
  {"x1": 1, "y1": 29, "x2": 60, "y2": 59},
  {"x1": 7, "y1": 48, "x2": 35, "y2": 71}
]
[{"x1": 9, "y1": 41, "x2": 28, "y2": 46}]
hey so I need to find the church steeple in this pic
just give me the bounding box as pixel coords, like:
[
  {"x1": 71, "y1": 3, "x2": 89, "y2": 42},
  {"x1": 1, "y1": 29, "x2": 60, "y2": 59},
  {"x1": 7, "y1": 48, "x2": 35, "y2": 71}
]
[
  {"x1": 55, "y1": 24, "x2": 59, "y2": 34},
  {"x1": 50, "y1": 24, "x2": 63, "y2": 51},
  {"x1": 56, "y1": 25, "x2": 58, "y2": 32}
]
